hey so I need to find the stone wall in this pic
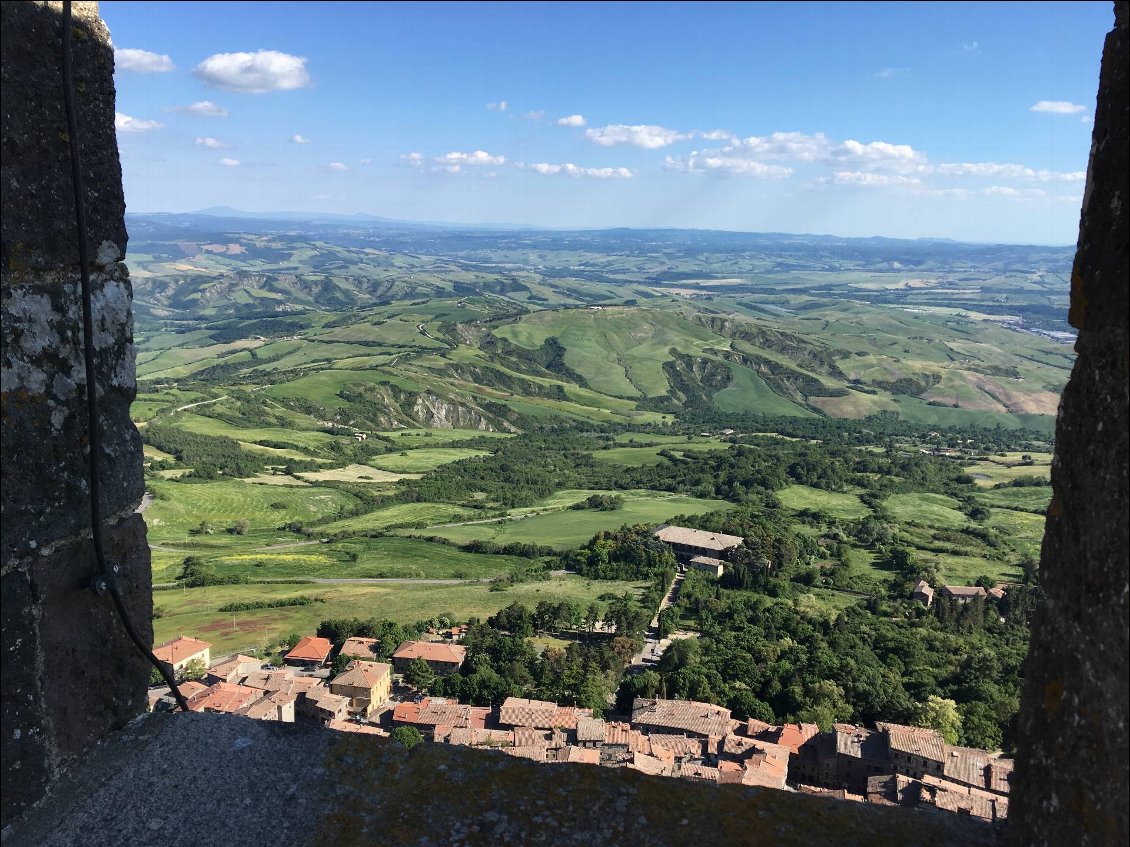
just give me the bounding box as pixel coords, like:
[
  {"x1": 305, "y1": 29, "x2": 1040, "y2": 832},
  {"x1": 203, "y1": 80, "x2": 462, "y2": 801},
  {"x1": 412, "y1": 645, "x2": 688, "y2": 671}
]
[
  {"x1": 1008, "y1": 3, "x2": 1129, "y2": 846},
  {"x1": 1, "y1": 0, "x2": 151, "y2": 826}
]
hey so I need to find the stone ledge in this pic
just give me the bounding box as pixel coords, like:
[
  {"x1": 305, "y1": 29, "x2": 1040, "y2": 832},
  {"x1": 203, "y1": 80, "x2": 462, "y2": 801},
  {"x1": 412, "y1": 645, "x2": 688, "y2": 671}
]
[{"x1": 3, "y1": 712, "x2": 998, "y2": 847}]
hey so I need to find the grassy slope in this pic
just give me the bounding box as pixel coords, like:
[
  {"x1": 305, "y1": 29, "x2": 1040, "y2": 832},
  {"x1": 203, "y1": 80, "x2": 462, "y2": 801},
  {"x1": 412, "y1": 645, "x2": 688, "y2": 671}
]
[
  {"x1": 153, "y1": 575, "x2": 646, "y2": 654},
  {"x1": 144, "y1": 479, "x2": 358, "y2": 544},
  {"x1": 777, "y1": 485, "x2": 871, "y2": 520},
  {"x1": 405, "y1": 491, "x2": 728, "y2": 550}
]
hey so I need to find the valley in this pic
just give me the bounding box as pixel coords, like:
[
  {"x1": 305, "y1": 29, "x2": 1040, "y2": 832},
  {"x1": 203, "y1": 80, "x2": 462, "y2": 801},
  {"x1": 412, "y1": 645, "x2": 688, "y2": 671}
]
[{"x1": 131, "y1": 215, "x2": 1060, "y2": 748}]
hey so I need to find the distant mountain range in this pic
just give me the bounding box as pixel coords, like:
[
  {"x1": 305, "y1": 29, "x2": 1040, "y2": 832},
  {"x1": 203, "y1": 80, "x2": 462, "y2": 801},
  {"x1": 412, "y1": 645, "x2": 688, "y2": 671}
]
[{"x1": 129, "y1": 209, "x2": 1063, "y2": 248}]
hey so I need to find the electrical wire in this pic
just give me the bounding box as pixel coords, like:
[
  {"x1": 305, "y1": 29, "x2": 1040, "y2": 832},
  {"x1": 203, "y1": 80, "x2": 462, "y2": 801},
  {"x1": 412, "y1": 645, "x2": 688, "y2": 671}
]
[{"x1": 61, "y1": 0, "x2": 189, "y2": 713}]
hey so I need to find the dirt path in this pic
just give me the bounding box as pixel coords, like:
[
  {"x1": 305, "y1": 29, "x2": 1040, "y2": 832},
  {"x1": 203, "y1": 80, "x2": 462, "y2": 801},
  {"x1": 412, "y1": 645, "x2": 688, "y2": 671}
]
[{"x1": 174, "y1": 394, "x2": 229, "y2": 412}]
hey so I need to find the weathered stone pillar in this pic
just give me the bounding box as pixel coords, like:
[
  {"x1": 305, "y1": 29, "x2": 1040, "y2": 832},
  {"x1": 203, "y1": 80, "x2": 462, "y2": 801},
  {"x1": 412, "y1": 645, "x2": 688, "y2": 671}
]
[
  {"x1": 1, "y1": 1, "x2": 151, "y2": 825},
  {"x1": 1008, "y1": 3, "x2": 1129, "y2": 845}
]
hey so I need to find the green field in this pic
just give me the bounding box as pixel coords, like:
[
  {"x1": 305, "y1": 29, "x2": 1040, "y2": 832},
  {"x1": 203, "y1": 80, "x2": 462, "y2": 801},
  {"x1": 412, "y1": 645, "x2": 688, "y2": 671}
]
[
  {"x1": 144, "y1": 479, "x2": 358, "y2": 545},
  {"x1": 367, "y1": 447, "x2": 492, "y2": 473},
  {"x1": 591, "y1": 442, "x2": 733, "y2": 467},
  {"x1": 977, "y1": 486, "x2": 1052, "y2": 512},
  {"x1": 964, "y1": 454, "x2": 1053, "y2": 487},
  {"x1": 713, "y1": 363, "x2": 816, "y2": 417},
  {"x1": 495, "y1": 308, "x2": 718, "y2": 397},
  {"x1": 153, "y1": 575, "x2": 646, "y2": 654},
  {"x1": 295, "y1": 464, "x2": 416, "y2": 483},
  {"x1": 376, "y1": 428, "x2": 515, "y2": 444},
  {"x1": 198, "y1": 537, "x2": 533, "y2": 580},
  {"x1": 985, "y1": 509, "x2": 1048, "y2": 561},
  {"x1": 173, "y1": 413, "x2": 344, "y2": 452},
  {"x1": 404, "y1": 490, "x2": 728, "y2": 550},
  {"x1": 777, "y1": 485, "x2": 871, "y2": 520},
  {"x1": 885, "y1": 492, "x2": 969, "y2": 527},
  {"x1": 318, "y1": 502, "x2": 479, "y2": 534}
]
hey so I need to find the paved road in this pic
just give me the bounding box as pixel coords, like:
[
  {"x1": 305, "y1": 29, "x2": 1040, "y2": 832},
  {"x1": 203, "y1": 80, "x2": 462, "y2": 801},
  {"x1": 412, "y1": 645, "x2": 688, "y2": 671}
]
[{"x1": 625, "y1": 570, "x2": 687, "y2": 674}]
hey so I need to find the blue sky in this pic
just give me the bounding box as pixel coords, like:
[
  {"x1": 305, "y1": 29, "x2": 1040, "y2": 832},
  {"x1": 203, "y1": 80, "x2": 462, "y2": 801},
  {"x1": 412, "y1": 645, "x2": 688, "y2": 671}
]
[{"x1": 104, "y1": 1, "x2": 1111, "y2": 243}]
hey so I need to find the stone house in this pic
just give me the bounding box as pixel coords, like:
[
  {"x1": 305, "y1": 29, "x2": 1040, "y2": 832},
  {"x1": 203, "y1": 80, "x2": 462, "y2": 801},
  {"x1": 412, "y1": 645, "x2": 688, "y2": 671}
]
[
  {"x1": 152, "y1": 635, "x2": 211, "y2": 680},
  {"x1": 329, "y1": 660, "x2": 392, "y2": 718}
]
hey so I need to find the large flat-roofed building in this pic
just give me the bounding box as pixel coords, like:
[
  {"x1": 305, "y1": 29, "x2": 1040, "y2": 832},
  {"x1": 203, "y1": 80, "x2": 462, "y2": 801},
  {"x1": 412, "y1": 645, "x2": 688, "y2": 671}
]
[{"x1": 654, "y1": 526, "x2": 743, "y2": 565}]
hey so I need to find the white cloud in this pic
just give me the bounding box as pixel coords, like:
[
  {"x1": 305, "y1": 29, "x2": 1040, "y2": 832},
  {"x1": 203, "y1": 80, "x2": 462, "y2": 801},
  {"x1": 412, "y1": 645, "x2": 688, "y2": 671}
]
[
  {"x1": 585, "y1": 124, "x2": 692, "y2": 148},
  {"x1": 556, "y1": 114, "x2": 586, "y2": 127},
  {"x1": 962, "y1": 41, "x2": 981, "y2": 53},
  {"x1": 115, "y1": 48, "x2": 174, "y2": 73},
  {"x1": 169, "y1": 100, "x2": 229, "y2": 117},
  {"x1": 697, "y1": 129, "x2": 737, "y2": 142},
  {"x1": 1081, "y1": 115, "x2": 1093, "y2": 125},
  {"x1": 665, "y1": 153, "x2": 792, "y2": 178},
  {"x1": 401, "y1": 152, "x2": 424, "y2": 167},
  {"x1": 328, "y1": 162, "x2": 349, "y2": 171},
  {"x1": 290, "y1": 134, "x2": 313, "y2": 144},
  {"x1": 931, "y1": 162, "x2": 1084, "y2": 182},
  {"x1": 486, "y1": 101, "x2": 509, "y2": 111},
  {"x1": 115, "y1": 112, "x2": 164, "y2": 133},
  {"x1": 831, "y1": 171, "x2": 922, "y2": 186},
  {"x1": 833, "y1": 139, "x2": 926, "y2": 170},
  {"x1": 983, "y1": 186, "x2": 1047, "y2": 198},
  {"x1": 874, "y1": 67, "x2": 909, "y2": 79},
  {"x1": 523, "y1": 110, "x2": 546, "y2": 121},
  {"x1": 359, "y1": 158, "x2": 371, "y2": 164},
  {"x1": 1031, "y1": 100, "x2": 1086, "y2": 115},
  {"x1": 194, "y1": 50, "x2": 311, "y2": 94},
  {"x1": 194, "y1": 137, "x2": 230, "y2": 149},
  {"x1": 730, "y1": 132, "x2": 832, "y2": 162},
  {"x1": 434, "y1": 150, "x2": 506, "y2": 167},
  {"x1": 217, "y1": 157, "x2": 240, "y2": 167},
  {"x1": 518, "y1": 162, "x2": 633, "y2": 178}
]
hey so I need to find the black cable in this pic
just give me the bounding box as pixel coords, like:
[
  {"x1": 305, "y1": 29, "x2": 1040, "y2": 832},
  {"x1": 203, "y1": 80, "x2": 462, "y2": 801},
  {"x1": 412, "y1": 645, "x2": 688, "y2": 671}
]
[{"x1": 61, "y1": 0, "x2": 190, "y2": 713}]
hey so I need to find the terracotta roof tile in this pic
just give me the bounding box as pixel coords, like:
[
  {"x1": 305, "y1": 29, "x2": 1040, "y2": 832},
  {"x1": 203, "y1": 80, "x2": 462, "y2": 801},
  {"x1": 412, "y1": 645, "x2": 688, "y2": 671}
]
[
  {"x1": 744, "y1": 718, "x2": 775, "y2": 738},
  {"x1": 206, "y1": 654, "x2": 259, "y2": 683},
  {"x1": 604, "y1": 721, "x2": 650, "y2": 752},
  {"x1": 629, "y1": 752, "x2": 673, "y2": 777},
  {"x1": 878, "y1": 722, "x2": 946, "y2": 763},
  {"x1": 444, "y1": 728, "x2": 513, "y2": 747},
  {"x1": 654, "y1": 526, "x2": 744, "y2": 552},
  {"x1": 284, "y1": 636, "x2": 333, "y2": 663},
  {"x1": 328, "y1": 719, "x2": 388, "y2": 736},
  {"x1": 178, "y1": 680, "x2": 209, "y2": 699},
  {"x1": 189, "y1": 682, "x2": 261, "y2": 715},
  {"x1": 765, "y1": 722, "x2": 820, "y2": 754},
  {"x1": 392, "y1": 641, "x2": 467, "y2": 665},
  {"x1": 153, "y1": 636, "x2": 211, "y2": 665},
  {"x1": 576, "y1": 716, "x2": 606, "y2": 742},
  {"x1": 940, "y1": 585, "x2": 989, "y2": 600},
  {"x1": 555, "y1": 746, "x2": 601, "y2": 765},
  {"x1": 648, "y1": 734, "x2": 707, "y2": 759},
  {"x1": 718, "y1": 760, "x2": 745, "y2": 784},
  {"x1": 505, "y1": 745, "x2": 547, "y2": 763},
  {"x1": 513, "y1": 726, "x2": 551, "y2": 748},
  {"x1": 331, "y1": 660, "x2": 391, "y2": 689},
  {"x1": 680, "y1": 763, "x2": 720, "y2": 782},
  {"x1": 499, "y1": 697, "x2": 558, "y2": 728},
  {"x1": 631, "y1": 698, "x2": 732, "y2": 738},
  {"x1": 835, "y1": 725, "x2": 890, "y2": 761},
  {"x1": 339, "y1": 637, "x2": 381, "y2": 660}
]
